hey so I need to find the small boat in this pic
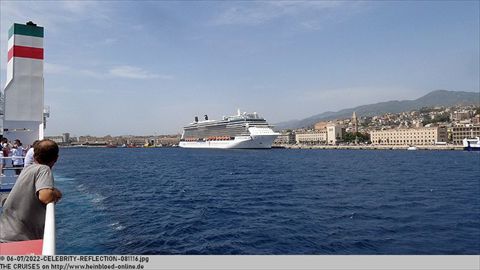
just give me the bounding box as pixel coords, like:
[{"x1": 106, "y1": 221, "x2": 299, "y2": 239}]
[
  {"x1": 407, "y1": 146, "x2": 418, "y2": 151},
  {"x1": 463, "y1": 137, "x2": 480, "y2": 151}
]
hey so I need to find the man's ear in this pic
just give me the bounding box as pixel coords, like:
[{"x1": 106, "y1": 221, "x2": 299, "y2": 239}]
[{"x1": 48, "y1": 155, "x2": 59, "y2": 168}]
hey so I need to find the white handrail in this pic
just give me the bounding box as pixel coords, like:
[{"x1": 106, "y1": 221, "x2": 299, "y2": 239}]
[{"x1": 42, "y1": 202, "x2": 56, "y2": 255}]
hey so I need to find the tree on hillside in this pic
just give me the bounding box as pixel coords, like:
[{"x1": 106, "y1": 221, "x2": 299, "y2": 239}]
[
  {"x1": 343, "y1": 132, "x2": 370, "y2": 143},
  {"x1": 423, "y1": 113, "x2": 450, "y2": 125}
]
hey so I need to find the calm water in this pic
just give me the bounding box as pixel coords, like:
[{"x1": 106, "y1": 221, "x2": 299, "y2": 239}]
[{"x1": 53, "y1": 148, "x2": 480, "y2": 254}]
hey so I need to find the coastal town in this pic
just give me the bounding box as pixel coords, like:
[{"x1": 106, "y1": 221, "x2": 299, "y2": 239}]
[{"x1": 46, "y1": 104, "x2": 480, "y2": 150}]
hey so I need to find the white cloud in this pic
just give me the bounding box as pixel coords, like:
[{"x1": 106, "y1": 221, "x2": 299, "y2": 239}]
[
  {"x1": 44, "y1": 62, "x2": 72, "y2": 74},
  {"x1": 77, "y1": 69, "x2": 104, "y2": 79},
  {"x1": 61, "y1": 1, "x2": 99, "y2": 15},
  {"x1": 108, "y1": 65, "x2": 172, "y2": 80},
  {"x1": 102, "y1": 38, "x2": 117, "y2": 45},
  {"x1": 212, "y1": 1, "x2": 368, "y2": 30},
  {"x1": 44, "y1": 62, "x2": 103, "y2": 78},
  {"x1": 43, "y1": 62, "x2": 172, "y2": 81}
]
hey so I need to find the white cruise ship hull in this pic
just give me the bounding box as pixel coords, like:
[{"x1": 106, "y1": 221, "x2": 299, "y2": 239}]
[{"x1": 179, "y1": 134, "x2": 278, "y2": 149}]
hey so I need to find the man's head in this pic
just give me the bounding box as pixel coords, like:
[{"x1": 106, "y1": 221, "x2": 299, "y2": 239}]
[
  {"x1": 30, "y1": 140, "x2": 40, "y2": 150},
  {"x1": 34, "y1": 139, "x2": 59, "y2": 168}
]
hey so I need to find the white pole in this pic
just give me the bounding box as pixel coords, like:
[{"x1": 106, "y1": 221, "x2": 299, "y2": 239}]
[{"x1": 42, "y1": 202, "x2": 56, "y2": 255}]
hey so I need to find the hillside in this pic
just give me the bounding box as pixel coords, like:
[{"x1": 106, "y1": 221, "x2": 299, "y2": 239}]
[{"x1": 275, "y1": 90, "x2": 480, "y2": 130}]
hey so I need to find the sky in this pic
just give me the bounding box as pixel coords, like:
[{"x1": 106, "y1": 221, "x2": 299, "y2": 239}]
[{"x1": 0, "y1": 1, "x2": 479, "y2": 136}]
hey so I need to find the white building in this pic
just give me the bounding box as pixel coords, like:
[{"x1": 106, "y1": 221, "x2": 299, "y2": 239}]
[
  {"x1": 295, "y1": 130, "x2": 327, "y2": 144},
  {"x1": 370, "y1": 126, "x2": 448, "y2": 145},
  {"x1": 274, "y1": 132, "x2": 295, "y2": 144},
  {"x1": 327, "y1": 124, "x2": 343, "y2": 145},
  {"x1": 295, "y1": 123, "x2": 344, "y2": 145}
]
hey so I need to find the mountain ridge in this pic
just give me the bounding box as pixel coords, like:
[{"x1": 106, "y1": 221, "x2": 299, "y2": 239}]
[{"x1": 275, "y1": 90, "x2": 480, "y2": 130}]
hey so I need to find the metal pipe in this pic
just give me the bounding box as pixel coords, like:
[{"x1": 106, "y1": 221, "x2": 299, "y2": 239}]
[{"x1": 42, "y1": 202, "x2": 56, "y2": 255}]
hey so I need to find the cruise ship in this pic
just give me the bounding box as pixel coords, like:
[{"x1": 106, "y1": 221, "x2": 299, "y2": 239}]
[{"x1": 179, "y1": 110, "x2": 279, "y2": 149}]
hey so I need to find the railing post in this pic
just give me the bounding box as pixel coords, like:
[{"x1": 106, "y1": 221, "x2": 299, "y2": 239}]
[{"x1": 42, "y1": 202, "x2": 56, "y2": 255}]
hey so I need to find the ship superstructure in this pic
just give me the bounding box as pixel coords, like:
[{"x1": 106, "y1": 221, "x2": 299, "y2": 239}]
[
  {"x1": 179, "y1": 110, "x2": 279, "y2": 149},
  {"x1": 0, "y1": 21, "x2": 55, "y2": 255},
  {"x1": 463, "y1": 137, "x2": 480, "y2": 151},
  {"x1": 2, "y1": 21, "x2": 46, "y2": 144}
]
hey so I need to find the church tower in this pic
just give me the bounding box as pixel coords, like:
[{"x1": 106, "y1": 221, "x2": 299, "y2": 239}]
[{"x1": 352, "y1": 111, "x2": 358, "y2": 134}]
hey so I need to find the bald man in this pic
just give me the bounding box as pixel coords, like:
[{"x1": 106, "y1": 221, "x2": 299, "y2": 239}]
[{"x1": 0, "y1": 139, "x2": 62, "y2": 242}]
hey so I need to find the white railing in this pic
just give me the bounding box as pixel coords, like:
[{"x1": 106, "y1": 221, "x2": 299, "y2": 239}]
[
  {"x1": 42, "y1": 202, "x2": 56, "y2": 255},
  {"x1": 0, "y1": 156, "x2": 25, "y2": 160}
]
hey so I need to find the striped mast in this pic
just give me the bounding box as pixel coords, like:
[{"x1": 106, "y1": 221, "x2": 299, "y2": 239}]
[{"x1": 3, "y1": 21, "x2": 45, "y2": 145}]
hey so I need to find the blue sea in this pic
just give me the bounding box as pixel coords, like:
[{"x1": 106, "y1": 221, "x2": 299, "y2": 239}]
[{"x1": 53, "y1": 148, "x2": 480, "y2": 254}]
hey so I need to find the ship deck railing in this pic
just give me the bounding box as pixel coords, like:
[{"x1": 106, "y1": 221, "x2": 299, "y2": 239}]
[
  {"x1": 0, "y1": 162, "x2": 56, "y2": 255},
  {"x1": 42, "y1": 202, "x2": 56, "y2": 255},
  {"x1": 0, "y1": 202, "x2": 56, "y2": 255}
]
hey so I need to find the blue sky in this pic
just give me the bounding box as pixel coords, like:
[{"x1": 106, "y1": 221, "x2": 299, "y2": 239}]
[{"x1": 1, "y1": 1, "x2": 478, "y2": 136}]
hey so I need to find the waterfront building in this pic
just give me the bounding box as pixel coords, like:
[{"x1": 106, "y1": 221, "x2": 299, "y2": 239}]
[
  {"x1": 62, "y1": 133, "x2": 70, "y2": 144},
  {"x1": 44, "y1": 134, "x2": 74, "y2": 146},
  {"x1": 156, "y1": 136, "x2": 181, "y2": 146},
  {"x1": 45, "y1": 136, "x2": 64, "y2": 144},
  {"x1": 296, "y1": 123, "x2": 344, "y2": 145},
  {"x1": 370, "y1": 126, "x2": 448, "y2": 145},
  {"x1": 295, "y1": 130, "x2": 327, "y2": 145},
  {"x1": 327, "y1": 123, "x2": 344, "y2": 145},
  {"x1": 74, "y1": 134, "x2": 180, "y2": 146},
  {"x1": 274, "y1": 132, "x2": 295, "y2": 145},
  {"x1": 451, "y1": 125, "x2": 480, "y2": 145},
  {"x1": 125, "y1": 137, "x2": 149, "y2": 146},
  {"x1": 78, "y1": 135, "x2": 103, "y2": 144}
]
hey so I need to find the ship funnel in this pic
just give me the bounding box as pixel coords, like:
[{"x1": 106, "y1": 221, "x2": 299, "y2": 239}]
[
  {"x1": 204, "y1": 115, "x2": 208, "y2": 120},
  {"x1": 194, "y1": 116, "x2": 198, "y2": 122},
  {"x1": 3, "y1": 22, "x2": 45, "y2": 145}
]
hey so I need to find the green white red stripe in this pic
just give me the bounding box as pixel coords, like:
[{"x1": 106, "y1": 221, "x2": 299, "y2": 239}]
[
  {"x1": 8, "y1": 46, "x2": 43, "y2": 61},
  {"x1": 8, "y1": 23, "x2": 44, "y2": 39},
  {"x1": 7, "y1": 23, "x2": 44, "y2": 61},
  {"x1": 8, "y1": 34, "x2": 43, "y2": 49}
]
